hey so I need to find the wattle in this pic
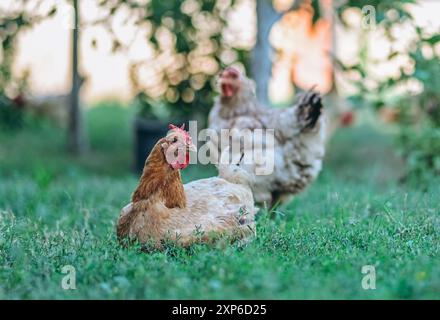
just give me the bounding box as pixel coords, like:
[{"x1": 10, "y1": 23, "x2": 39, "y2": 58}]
[
  {"x1": 170, "y1": 152, "x2": 190, "y2": 170},
  {"x1": 222, "y1": 84, "x2": 235, "y2": 98}
]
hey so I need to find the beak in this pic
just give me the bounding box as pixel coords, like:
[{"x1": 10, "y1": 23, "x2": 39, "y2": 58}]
[{"x1": 187, "y1": 142, "x2": 197, "y2": 152}]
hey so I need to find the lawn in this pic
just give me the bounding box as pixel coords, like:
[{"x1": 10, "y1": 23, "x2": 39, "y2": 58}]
[{"x1": 0, "y1": 104, "x2": 438, "y2": 299}]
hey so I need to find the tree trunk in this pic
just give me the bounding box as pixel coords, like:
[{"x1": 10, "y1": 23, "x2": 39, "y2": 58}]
[
  {"x1": 251, "y1": 0, "x2": 282, "y2": 107},
  {"x1": 68, "y1": 0, "x2": 86, "y2": 154}
]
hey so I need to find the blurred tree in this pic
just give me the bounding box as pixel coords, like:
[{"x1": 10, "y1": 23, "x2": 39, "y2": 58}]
[
  {"x1": 0, "y1": 0, "x2": 56, "y2": 128},
  {"x1": 96, "y1": 0, "x2": 251, "y2": 122},
  {"x1": 0, "y1": 0, "x2": 86, "y2": 152},
  {"x1": 335, "y1": 0, "x2": 440, "y2": 178},
  {"x1": 251, "y1": 0, "x2": 327, "y2": 106},
  {"x1": 252, "y1": 0, "x2": 281, "y2": 106},
  {"x1": 68, "y1": 0, "x2": 87, "y2": 154},
  {"x1": 334, "y1": 0, "x2": 417, "y2": 112}
]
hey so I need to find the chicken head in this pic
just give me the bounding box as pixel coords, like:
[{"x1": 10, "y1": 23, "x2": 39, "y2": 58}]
[
  {"x1": 162, "y1": 124, "x2": 196, "y2": 170},
  {"x1": 219, "y1": 67, "x2": 241, "y2": 98}
]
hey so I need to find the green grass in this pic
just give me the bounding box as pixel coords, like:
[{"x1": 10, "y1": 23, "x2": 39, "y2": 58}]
[{"x1": 0, "y1": 103, "x2": 439, "y2": 299}]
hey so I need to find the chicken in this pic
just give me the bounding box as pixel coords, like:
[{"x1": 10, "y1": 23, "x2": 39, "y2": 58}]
[
  {"x1": 117, "y1": 124, "x2": 256, "y2": 248},
  {"x1": 208, "y1": 67, "x2": 326, "y2": 205}
]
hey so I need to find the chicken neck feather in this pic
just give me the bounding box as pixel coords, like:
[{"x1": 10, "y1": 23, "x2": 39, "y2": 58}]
[
  {"x1": 219, "y1": 79, "x2": 261, "y2": 119},
  {"x1": 131, "y1": 139, "x2": 186, "y2": 208}
]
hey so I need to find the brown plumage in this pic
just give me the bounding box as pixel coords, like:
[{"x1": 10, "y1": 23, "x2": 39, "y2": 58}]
[{"x1": 117, "y1": 127, "x2": 257, "y2": 248}]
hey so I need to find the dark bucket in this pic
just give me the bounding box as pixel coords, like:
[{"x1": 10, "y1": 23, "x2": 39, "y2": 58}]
[{"x1": 134, "y1": 118, "x2": 190, "y2": 173}]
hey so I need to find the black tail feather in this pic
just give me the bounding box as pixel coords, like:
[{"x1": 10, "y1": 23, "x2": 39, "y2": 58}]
[{"x1": 297, "y1": 91, "x2": 323, "y2": 130}]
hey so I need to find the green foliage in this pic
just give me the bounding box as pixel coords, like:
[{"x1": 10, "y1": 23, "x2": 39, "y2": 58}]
[
  {"x1": 0, "y1": 102, "x2": 134, "y2": 177},
  {"x1": 336, "y1": 0, "x2": 416, "y2": 26},
  {"x1": 0, "y1": 1, "x2": 58, "y2": 130},
  {"x1": 335, "y1": 0, "x2": 419, "y2": 111},
  {"x1": 398, "y1": 124, "x2": 440, "y2": 181},
  {"x1": 0, "y1": 110, "x2": 439, "y2": 299},
  {"x1": 335, "y1": 0, "x2": 440, "y2": 178},
  {"x1": 0, "y1": 93, "x2": 23, "y2": 129},
  {"x1": 133, "y1": 92, "x2": 162, "y2": 120},
  {"x1": 0, "y1": 1, "x2": 57, "y2": 99},
  {"x1": 97, "y1": 0, "x2": 250, "y2": 120}
]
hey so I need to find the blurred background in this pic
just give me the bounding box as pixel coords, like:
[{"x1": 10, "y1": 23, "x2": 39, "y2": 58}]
[
  {"x1": 1, "y1": 0, "x2": 440, "y2": 179},
  {"x1": 1, "y1": 0, "x2": 440, "y2": 300}
]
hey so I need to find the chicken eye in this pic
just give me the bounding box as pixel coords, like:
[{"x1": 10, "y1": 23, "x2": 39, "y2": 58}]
[{"x1": 173, "y1": 137, "x2": 178, "y2": 143}]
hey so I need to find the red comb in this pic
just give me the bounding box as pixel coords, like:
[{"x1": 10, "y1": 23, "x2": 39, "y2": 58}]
[
  {"x1": 223, "y1": 67, "x2": 240, "y2": 76},
  {"x1": 169, "y1": 124, "x2": 185, "y2": 130},
  {"x1": 168, "y1": 123, "x2": 191, "y2": 142}
]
